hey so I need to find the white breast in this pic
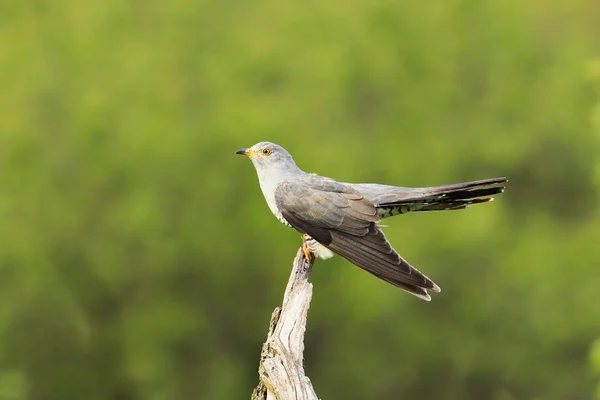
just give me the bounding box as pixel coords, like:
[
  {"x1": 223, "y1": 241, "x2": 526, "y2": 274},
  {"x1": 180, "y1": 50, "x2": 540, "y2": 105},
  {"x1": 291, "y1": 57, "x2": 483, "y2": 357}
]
[
  {"x1": 255, "y1": 170, "x2": 292, "y2": 227},
  {"x1": 274, "y1": 209, "x2": 292, "y2": 227}
]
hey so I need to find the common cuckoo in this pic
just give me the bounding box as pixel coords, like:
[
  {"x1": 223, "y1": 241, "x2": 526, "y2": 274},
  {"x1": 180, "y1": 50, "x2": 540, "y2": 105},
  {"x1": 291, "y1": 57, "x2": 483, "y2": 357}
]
[{"x1": 236, "y1": 141, "x2": 506, "y2": 301}]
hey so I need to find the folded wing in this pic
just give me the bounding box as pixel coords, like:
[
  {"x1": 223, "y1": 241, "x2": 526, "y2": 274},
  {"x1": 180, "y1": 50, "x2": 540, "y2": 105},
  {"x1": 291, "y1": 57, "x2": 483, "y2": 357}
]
[{"x1": 274, "y1": 177, "x2": 440, "y2": 300}]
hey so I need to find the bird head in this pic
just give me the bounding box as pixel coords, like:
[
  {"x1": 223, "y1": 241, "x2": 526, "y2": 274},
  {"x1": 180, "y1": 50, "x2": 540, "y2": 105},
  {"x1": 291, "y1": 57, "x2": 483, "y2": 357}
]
[{"x1": 235, "y1": 141, "x2": 299, "y2": 174}]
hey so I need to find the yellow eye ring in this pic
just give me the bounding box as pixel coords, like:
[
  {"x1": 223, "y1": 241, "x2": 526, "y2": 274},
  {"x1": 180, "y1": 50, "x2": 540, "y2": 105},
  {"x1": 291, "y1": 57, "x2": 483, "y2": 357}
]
[{"x1": 261, "y1": 148, "x2": 272, "y2": 156}]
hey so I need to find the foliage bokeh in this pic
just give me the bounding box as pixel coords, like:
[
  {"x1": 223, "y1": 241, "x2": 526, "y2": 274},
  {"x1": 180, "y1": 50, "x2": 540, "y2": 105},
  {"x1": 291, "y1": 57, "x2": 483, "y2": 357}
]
[{"x1": 1, "y1": 1, "x2": 599, "y2": 399}]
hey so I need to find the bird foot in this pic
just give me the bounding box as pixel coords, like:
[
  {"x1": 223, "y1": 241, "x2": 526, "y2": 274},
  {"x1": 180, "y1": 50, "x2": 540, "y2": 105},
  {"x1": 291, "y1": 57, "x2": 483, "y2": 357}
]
[{"x1": 301, "y1": 235, "x2": 314, "y2": 264}]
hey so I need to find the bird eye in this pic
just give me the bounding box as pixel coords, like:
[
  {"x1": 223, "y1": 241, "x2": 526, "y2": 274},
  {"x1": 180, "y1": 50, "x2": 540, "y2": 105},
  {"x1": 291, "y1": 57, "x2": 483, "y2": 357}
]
[{"x1": 261, "y1": 148, "x2": 272, "y2": 156}]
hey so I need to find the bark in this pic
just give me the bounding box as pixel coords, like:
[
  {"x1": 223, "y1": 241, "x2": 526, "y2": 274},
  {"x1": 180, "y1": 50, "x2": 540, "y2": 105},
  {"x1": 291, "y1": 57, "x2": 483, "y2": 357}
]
[{"x1": 252, "y1": 248, "x2": 318, "y2": 400}]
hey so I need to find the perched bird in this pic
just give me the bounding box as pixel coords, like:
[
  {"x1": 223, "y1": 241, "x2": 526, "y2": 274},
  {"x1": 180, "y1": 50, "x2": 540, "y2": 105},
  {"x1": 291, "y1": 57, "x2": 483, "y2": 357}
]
[{"x1": 236, "y1": 141, "x2": 506, "y2": 301}]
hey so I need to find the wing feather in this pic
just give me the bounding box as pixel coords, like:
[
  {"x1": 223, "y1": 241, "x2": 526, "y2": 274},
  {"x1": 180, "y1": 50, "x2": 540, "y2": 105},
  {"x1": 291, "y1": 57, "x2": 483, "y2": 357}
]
[{"x1": 274, "y1": 177, "x2": 440, "y2": 299}]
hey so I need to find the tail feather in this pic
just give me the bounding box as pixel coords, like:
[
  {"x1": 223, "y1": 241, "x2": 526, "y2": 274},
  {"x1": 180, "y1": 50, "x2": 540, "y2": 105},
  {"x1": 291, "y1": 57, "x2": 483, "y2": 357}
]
[{"x1": 375, "y1": 177, "x2": 506, "y2": 215}]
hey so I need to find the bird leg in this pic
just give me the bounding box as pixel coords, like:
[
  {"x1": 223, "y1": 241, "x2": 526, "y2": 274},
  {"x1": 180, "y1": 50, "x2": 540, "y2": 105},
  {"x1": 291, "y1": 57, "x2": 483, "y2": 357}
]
[{"x1": 301, "y1": 234, "x2": 314, "y2": 264}]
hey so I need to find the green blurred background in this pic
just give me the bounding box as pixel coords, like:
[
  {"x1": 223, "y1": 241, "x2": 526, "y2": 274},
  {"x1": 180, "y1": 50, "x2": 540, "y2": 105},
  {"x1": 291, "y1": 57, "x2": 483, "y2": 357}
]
[{"x1": 1, "y1": 0, "x2": 600, "y2": 399}]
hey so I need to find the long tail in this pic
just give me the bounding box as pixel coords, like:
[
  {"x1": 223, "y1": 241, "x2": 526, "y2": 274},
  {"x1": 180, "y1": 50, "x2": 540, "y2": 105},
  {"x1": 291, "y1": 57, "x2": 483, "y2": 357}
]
[{"x1": 375, "y1": 177, "x2": 507, "y2": 216}]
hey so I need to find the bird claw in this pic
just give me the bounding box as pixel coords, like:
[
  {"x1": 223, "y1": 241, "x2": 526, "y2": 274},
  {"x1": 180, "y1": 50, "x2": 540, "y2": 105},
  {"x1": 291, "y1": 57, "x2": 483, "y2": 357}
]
[
  {"x1": 301, "y1": 235, "x2": 314, "y2": 264},
  {"x1": 303, "y1": 247, "x2": 314, "y2": 264}
]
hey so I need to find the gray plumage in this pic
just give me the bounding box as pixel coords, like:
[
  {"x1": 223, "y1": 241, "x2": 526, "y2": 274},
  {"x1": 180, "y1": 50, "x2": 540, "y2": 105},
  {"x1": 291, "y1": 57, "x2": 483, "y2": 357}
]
[{"x1": 236, "y1": 141, "x2": 506, "y2": 301}]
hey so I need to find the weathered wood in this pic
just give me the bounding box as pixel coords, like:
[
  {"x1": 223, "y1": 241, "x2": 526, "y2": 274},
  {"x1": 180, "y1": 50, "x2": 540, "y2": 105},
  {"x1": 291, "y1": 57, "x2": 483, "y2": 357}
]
[{"x1": 252, "y1": 248, "x2": 319, "y2": 400}]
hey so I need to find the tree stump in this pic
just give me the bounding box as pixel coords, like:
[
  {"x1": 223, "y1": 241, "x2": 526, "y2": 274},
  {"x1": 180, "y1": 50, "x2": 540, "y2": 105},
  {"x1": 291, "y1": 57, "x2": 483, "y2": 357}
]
[{"x1": 252, "y1": 248, "x2": 319, "y2": 400}]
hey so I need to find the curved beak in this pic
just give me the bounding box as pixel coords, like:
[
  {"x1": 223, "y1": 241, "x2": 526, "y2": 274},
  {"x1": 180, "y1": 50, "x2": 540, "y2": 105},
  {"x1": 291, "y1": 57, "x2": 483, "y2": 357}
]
[{"x1": 235, "y1": 148, "x2": 259, "y2": 157}]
